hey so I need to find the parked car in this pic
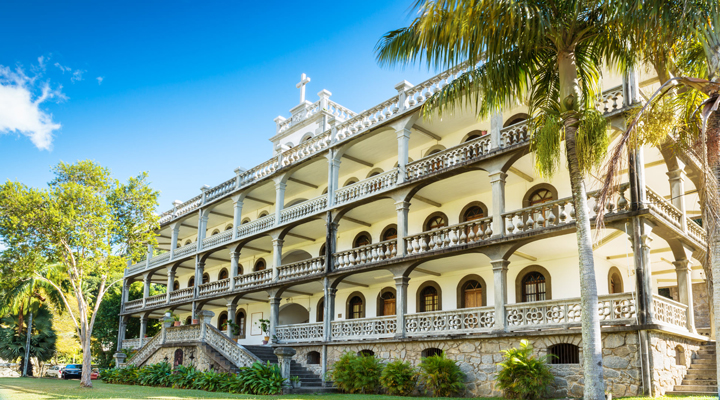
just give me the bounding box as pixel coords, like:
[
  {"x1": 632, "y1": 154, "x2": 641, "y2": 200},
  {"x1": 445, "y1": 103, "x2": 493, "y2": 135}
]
[
  {"x1": 61, "y1": 364, "x2": 82, "y2": 379},
  {"x1": 45, "y1": 365, "x2": 65, "y2": 378},
  {"x1": 91, "y1": 369, "x2": 99, "y2": 380}
]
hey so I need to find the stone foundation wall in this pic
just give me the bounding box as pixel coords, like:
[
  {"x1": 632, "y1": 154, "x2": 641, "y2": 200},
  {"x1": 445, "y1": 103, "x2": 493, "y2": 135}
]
[
  {"x1": 649, "y1": 331, "x2": 704, "y2": 396},
  {"x1": 145, "y1": 345, "x2": 232, "y2": 373},
  {"x1": 291, "y1": 332, "x2": 642, "y2": 398},
  {"x1": 667, "y1": 282, "x2": 710, "y2": 329}
]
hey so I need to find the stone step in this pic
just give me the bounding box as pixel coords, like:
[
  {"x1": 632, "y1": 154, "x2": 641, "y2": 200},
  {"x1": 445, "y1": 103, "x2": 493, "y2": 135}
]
[
  {"x1": 692, "y1": 358, "x2": 717, "y2": 365},
  {"x1": 666, "y1": 391, "x2": 718, "y2": 396},
  {"x1": 283, "y1": 386, "x2": 339, "y2": 395},
  {"x1": 683, "y1": 379, "x2": 717, "y2": 386},
  {"x1": 674, "y1": 384, "x2": 719, "y2": 392},
  {"x1": 695, "y1": 353, "x2": 715, "y2": 359},
  {"x1": 686, "y1": 368, "x2": 717, "y2": 376}
]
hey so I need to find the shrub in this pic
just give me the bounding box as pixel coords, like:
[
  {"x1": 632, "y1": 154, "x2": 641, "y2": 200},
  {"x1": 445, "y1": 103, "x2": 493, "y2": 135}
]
[
  {"x1": 137, "y1": 362, "x2": 172, "y2": 387},
  {"x1": 193, "y1": 370, "x2": 230, "y2": 392},
  {"x1": 234, "y1": 361, "x2": 285, "y2": 395},
  {"x1": 496, "y1": 339, "x2": 554, "y2": 400},
  {"x1": 170, "y1": 364, "x2": 204, "y2": 389},
  {"x1": 418, "y1": 352, "x2": 465, "y2": 397},
  {"x1": 330, "y1": 351, "x2": 383, "y2": 394},
  {"x1": 330, "y1": 352, "x2": 357, "y2": 393},
  {"x1": 380, "y1": 359, "x2": 417, "y2": 396}
]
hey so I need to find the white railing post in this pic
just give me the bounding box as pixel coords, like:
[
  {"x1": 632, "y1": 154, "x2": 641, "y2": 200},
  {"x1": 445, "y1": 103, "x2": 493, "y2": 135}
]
[
  {"x1": 489, "y1": 171, "x2": 507, "y2": 237},
  {"x1": 166, "y1": 268, "x2": 175, "y2": 304},
  {"x1": 394, "y1": 80, "x2": 413, "y2": 113},
  {"x1": 231, "y1": 194, "x2": 244, "y2": 240},
  {"x1": 394, "y1": 276, "x2": 410, "y2": 338},
  {"x1": 272, "y1": 239, "x2": 283, "y2": 281},
  {"x1": 491, "y1": 260, "x2": 509, "y2": 332},
  {"x1": 395, "y1": 201, "x2": 410, "y2": 257},
  {"x1": 229, "y1": 250, "x2": 239, "y2": 291},
  {"x1": 169, "y1": 223, "x2": 180, "y2": 260},
  {"x1": 490, "y1": 111, "x2": 503, "y2": 149}
]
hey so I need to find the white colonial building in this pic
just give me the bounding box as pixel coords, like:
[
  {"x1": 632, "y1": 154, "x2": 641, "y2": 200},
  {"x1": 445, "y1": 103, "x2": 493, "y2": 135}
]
[{"x1": 117, "y1": 67, "x2": 715, "y2": 396}]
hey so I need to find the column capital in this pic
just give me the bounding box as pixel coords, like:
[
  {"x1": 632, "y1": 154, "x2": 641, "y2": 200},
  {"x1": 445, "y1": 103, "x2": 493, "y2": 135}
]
[
  {"x1": 488, "y1": 171, "x2": 508, "y2": 183},
  {"x1": 394, "y1": 200, "x2": 411, "y2": 211},
  {"x1": 272, "y1": 238, "x2": 285, "y2": 246},
  {"x1": 140, "y1": 316, "x2": 149, "y2": 323},
  {"x1": 490, "y1": 259, "x2": 510, "y2": 271},
  {"x1": 230, "y1": 250, "x2": 240, "y2": 259},
  {"x1": 327, "y1": 287, "x2": 338, "y2": 297},
  {"x1": 667, "y1": 169, "x2": 685, "y2": 182},
  {"x1": 396, "y1": 127, "x2": 412, "y2": 139},
  {"x1": 274, "y1": 180, "x2": 287, "y2": 191},
  {"x1": 393, "y1": 276, "x2": 410, "y2": 286},
  {"x1": 269, "y1": 297, "x2": 282, "y2": 306},
  {"x1": 673, "y1": 258, "x2": 691, "y2": 272}
]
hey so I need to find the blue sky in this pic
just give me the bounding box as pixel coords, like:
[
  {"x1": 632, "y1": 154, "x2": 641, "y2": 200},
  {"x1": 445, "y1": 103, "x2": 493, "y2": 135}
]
[{"x1": 0, "y1": 0, "x2": 437, "y2": 213}]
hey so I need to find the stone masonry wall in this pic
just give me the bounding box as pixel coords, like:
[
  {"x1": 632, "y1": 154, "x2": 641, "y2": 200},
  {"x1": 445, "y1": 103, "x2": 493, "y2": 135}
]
[
  {"x1": 292, "y1": 332, "x2": 642, "y2": 398},
  {"x1": 649, "y1": 331, "x2": 704, "y2": 396},
  {"x1": 668, "y1": 282, "x2": 710, "y2": 329},
  {"x1": 145, "y1": 345, "x2": 232, "y2": 373}
]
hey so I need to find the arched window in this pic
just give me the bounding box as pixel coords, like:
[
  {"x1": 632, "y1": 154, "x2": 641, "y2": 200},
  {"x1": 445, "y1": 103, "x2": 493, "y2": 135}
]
[
  {"x1": 211, "y1": 229, "x2": 220, "y2": 236},
  {"x1": 322, "y1": 187, "x2": 328, "y2": 195},
  {"x1": 184, "y1": 239, "x2": 192, "y2": 246},
  {"x1": 382, "y1": 225, "x2": 398, "y2": 241},
  {"x1": 417, "y1": 282, "x2": 441, "y2": 312},
  {"x1": 188, "y1": 277, "x2": 195, "y2": 287},
  {"x1": 319, "y1": 243, "x2": 326, "y2": 257},
  {"x1": 218, "y1": 268, "x2": 229, "y2": 280},
  {"x1": 422, "y1": 348, "x2": 443, "y2": 358},
  {"x1": 522, "y1": 272, "x2": 546, "y2": 302},
  {"x1": 503, "y1": 113, "x2": 529, "y2": 127},
  {"x1": 461, "y1": 280, "x2": 483, "y2": 308},
  {"x1": 241, "y1": 218, "x2": 251, "y2": 225},
  {"x1": 358, "y1": 350, "x2": 375, "y2": 357},
  {"x1": 523, "y1": 184, "x2": 558, "y2": 208},
  {"x1": 307, "y1": 351, "x2": 321, "y2": 364},
  {"x1": 353, "y1": 232, "x2": 372, "y2": 248},
  {"x1": 675, "y1": 345, "x2": 686, "y2": 366},
  {"x1": 235, "y1": 309, "x2": 247, "y2": 339},
  {"x1": 366, "y1": 168, "x2": 384, "y2": 178},
  {"x1": 548, "y1": 343, "x2": 579, "y2": 364},
  {"x1": 608, "y1": 267, "x2": 624, "y2": 294},
  {"x1": 316, "y1": 297, "x2": 325, "y2": 322},
  {"x1": 343, "y1": 178, "x2": 358, "y2": 187},
  {"x1": 377, "y1": 288, "x2": 396, "y2": 316},
  {"x1": 347, "y1": 293, "x2": 365, "y2": 319},
  {"x1": 462, "y1": 130, "x2": 487, "y2": 143},
  {"x1": 259, "y1": 211, "x2": 269, "y2": 218},
  {"x1": 202, "y1": 273, "x2": 210, "y2": 284},
  {"x1": 424, "y1": 213, "x2": 448, "y2": 231},
  {"x1": 254, "y1": 259, "x2": 266, "y2": 272},
  {"x1": 173, "y1": 280, "x2": 179, "y2": 291},
  {"x1": 462, "y1": 205, "x2": 485, "y2": 222},
  {"x1": 173, "y1": 349, "x2": 184, "y2": 367},
  {"x1": 184, "y1": 316, "x2": 192, "y2": 325},
  {"x1": 236, "y1": 264, "x2": 244, "y2": 275},
  {"x1": 218, "y1": 311, "x2": 228, "y2": 330},
  {"x1": 225, "y1": 224, "x2": 233, "y2": 231}
]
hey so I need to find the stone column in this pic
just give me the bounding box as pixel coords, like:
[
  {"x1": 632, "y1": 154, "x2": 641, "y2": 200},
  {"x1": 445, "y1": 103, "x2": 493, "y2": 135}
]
[
  {"x1": 491, "y1": 259, "x2": 510, "y2": 331},
  {"x1": 326, "y1": 152, "x2": 341, "y2": 207},
  {"x1": 166, "y1": 268, "x2": 175, "y2": 304},
  {"x1": 489, "y1": 111, "x2": 504, "y2": 149},
  {"x1": 121, "y1": 278, "x2": 130, "y2": 308},
  {"x1": 274, "y1": 347, "x2": 297, "y2": 389},
  {"x1": 396, "y1": 127, "x2": 411, "y2": 183},
  {"x1": 325, "y1": 217, "x2": 338, "y2": 272},
  {"x1": 169, "y1": 223, "x2": 180, "y2": 259},
  {"x1": 631, "y1": 218, "x2": 654, "y2": 324},
  {"x1": 115, "y1": 315, "x2": 127, "y2": 352},
  {"x1": 674, "y1": 258, "x2": 696, "y2": 333},
  {"x1": 274, "y1": 179, "x2": 287, "y2": 226},
  {"x1": 323, "y1": 279, "x2": 336, "y2": 342},
  {"x1": 394, "y1": 276, "x2": 410, "y2": 338},
  {"x1": 272, "y1": 239, "x2": 284, "y2": 281},
  {"x1": 227, "y1": 303, "x2": 238, "y2": 337},
  {"x1": 194, "y1": 258, "x2": 205, "y2": 298},
  {"x1": 142, "y1": 274, "x2": 151, "y2": 308},
  {"x1": 395, "y1": 201, "x2": 410, "y2": 257},
  {"x1": 145, "y1": 244, "x2": 153, "y2": 268},
  {"x1": 113, "y1": 352, "x2": 127, "y2": 367},
  {"x1": 229, "y1": 250, "x2": 240, "y2": 291},
  {"x1": 199, "y1": 310, "x2": 215, "y2": 341},
  {"x1": 667, "y1": 167, "x2": 687, "y2": 232},
  {"x1": 231, "y1": 196, "x2": 244, "y2": 240},
  {"x1": 489, "y1": 171, "x2": 507, "y2": 238},
  {"x1": 196, "y1": 210, "x2": 209, "y2": 251},
  {"x1": 269, "y1": 297, "x2": 281, "y2": 343},
  {"x1": 321, "y1": 344, "x2": 328, "y2": 387},
  {"x1": 139, "y1": 316, "x2": 148, "y2": 347}
]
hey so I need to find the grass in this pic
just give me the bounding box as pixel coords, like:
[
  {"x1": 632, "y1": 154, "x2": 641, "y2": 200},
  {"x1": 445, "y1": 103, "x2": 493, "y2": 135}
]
[{"x1": 0, "y1": 378, "x2": 716, "y2": 400}]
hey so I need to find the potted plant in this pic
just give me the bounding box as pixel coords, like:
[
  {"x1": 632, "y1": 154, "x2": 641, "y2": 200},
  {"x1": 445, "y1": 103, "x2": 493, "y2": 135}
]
[
  {"x1": 192, "y1": 318, "x2": 199, "y2": 325},
  {"x1": 291, "y1": 375, "x2": 301, "y2": 388},
  {"x1": 229, "y1": 321, "x2": 241, "y2": 342},
  {"x1": 173, "y1": 314, "x2": 181, "y2": 327},
  {"x1": 256, "y1": 319, "x2": 270, "y2": 344},
  {"x1": 221, "y1": 321, "x2": 228, "y2": 331}
]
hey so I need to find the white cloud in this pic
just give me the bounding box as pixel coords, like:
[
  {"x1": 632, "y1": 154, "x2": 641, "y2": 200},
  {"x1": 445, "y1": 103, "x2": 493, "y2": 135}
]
[
  {"x1": 71, "y1": 69, "x2": 85, "y2": 83},
  {"x1": 96, "y1": 76, "x2": 104, "y2": 85},
  {"x1": 0, "y1": 65, "x2": 64, "y2": 151},
  {"x1": 54, "y1": 62, "x2": 70, "y2": 73}
]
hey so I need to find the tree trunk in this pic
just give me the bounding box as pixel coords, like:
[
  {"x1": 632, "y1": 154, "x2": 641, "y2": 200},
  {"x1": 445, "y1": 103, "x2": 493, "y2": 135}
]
[
  {"x1": 22, "y1": 311, "x2": 32, "y2": 377},
  {"x1": 79, "y1": 319, "x2": 93, "y2": 387},
  {"x1": 558, "y1": 49, "x2": 605, "y2": 400}
]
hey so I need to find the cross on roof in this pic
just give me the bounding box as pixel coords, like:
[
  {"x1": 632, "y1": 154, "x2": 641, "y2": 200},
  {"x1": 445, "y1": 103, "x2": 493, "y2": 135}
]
[{"x1": 296, "y1": 73, "x2": 311, "y2": 103}]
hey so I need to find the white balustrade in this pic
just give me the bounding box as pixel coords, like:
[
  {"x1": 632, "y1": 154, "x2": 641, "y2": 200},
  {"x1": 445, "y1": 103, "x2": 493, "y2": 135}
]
[
  {"x1": 652, "y1": 294, "x2": 688, "y2": 330},
  {"x1": 236, "y1": 214, "x2": 275, "y2": 238},
  {"x1": 127, "y1": 262, "x2": 145, "y2": 274},
  {"x1": 335, "y1": 98, "x2": 403, "y2": 142},
  {"x1": 198, "y1": 278, "x2": 230, "y2": 297},
  {"x1": 334, "y1": 169, "x2": 399, "y2": 206},
  {"x1": 149, "y1": 251, "x2": 171, "y2": 267},
  {"x1": 506, "y1": 293, "x2": 636, "y2": 330},
  {"x1": 280, "y1": 195, "x2": 327, "y2": 223},
  {"x1": 205, "y1": 178, "x2": 236, "y2": 203},
  {"x1": 404, "y1": 64, "x2": 468, "y2": 109},
  {"x1": 405, "y1": 306, "x2": 495, "y2": 336},
  {"x1": 124, "y1": 299, "x2": 143, "y2": 312},
  {"x1": 165, "y1": 324, "x2": 202, "y2": 343},
  {"x1": 202, "y1": 229, "x2": 233, "y2": 249},
  {"x1": 169, "y1": 287, "x2": 194, "y2": 303},
  {"x1": 278, "y1": 256, "x2": 324, "y2": 280},
  {"x1": 159, "y1": 195, "x2": 202, "y2": 225},
  {"x1": 237, "y1": 158, "x2": 279, "y2": 189},
  {"x1": 687, "y1": 218, "x2": 707, "y2": 243},
  {"x1": 174, "y1": 242, "x2": 197, "y2": 259},
  {"x1": 500, "y1": 120, "x2": 529, "y2": 147},
  {"x1": 596, "y1": 86, "x2": 625, "y2": 114},
  {"x1": 127, "y1": 333, "x2": 161, "y2": 366},
  {"x1": 204, "y1": 324, "x2": 259, "y2": 367},
  {"x1": 145, "y1": 293, "x2": 167, "y2": 308},
  {"x1": 646, "y1": 187, "x2": 683, "y2": 229},
  {"x1": 234, "y1": 269, "x2": 273, "y2": 289},
  {"x1": 326, "y1": 99, "x2": 357, "y2": 120},
  {"x1": 121, "y1": 338, "x2": 141, "y2": 349},
  {"x1": 406, "y1": 136, "x2": 491, "y2": 180},
  {"x1": 275, "y1": 322, "x2": 324, "y2": 343},
  {"x1": 333, "y1": 239, "x2": 397, "y2": 270},
  {"x1": 331, "y1": 315, "x2": 397, "y2": 340},
  {"x1": 280, "y1": 133, "x2": 332, "y2": 167},
  {"x1": 405, "y1": 217, "x2": 492, "y2": 256}
]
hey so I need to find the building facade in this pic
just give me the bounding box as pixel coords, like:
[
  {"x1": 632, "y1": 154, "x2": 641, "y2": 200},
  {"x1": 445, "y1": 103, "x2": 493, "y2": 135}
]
[{"x1": 117, "y1": 66, "x2": 713, "y2": 396}]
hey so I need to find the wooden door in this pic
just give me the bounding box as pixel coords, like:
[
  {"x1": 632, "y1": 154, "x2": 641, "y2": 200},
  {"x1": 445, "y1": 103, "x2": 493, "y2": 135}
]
[
  {"x1": 464, "y1": 288, "x2": 482, "y2": 308},
  {"x1": 383, "y1": 299, "x2": 396, "y2": 316}
]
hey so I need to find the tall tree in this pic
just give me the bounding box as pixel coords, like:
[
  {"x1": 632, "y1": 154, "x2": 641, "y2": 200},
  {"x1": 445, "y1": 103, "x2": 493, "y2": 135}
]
[
  {"x1": 0, "y1": 304, "x2": 57, "y2": 376},
  {"x1": 0, "y1": 160, "x2": 159, "y2": 387},
  {"x1": 375, "y1": 1, "x2": 630, "y2": 398}
]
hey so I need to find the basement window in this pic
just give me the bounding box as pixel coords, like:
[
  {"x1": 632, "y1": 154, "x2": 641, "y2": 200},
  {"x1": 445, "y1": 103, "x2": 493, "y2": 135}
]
[{"x1": 548, "y1": 343, "x2": 579, "y2": 364}]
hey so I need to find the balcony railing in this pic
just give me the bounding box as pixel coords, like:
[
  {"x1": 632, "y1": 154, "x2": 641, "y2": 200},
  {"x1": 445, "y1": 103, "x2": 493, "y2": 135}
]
[
  {"x1": 280, "y1": 195, "x2": 327, "y2": 223},
  {"x1": 202, "y1": 229, "x2": 233, "y2": 250},
  {"x1": 198, "y1": 278, "x2": 230, "y2": 297},
  {"x1": 236, "y1": 214, "x2": 275, "y2": 238},
  {"x1": 405, "y1": 217, "x2": 492, "y2": 256},
  {"x1": 652, "y1": 294, "x2": 688, "y2": 330},
  {"x1": 124, "y1": 298, "x2": 143, "y2": 312},
  {"x1": 174, "y1": 242, "x2": 197, "y2": 259},
  {"x1": 145, "y1": 293, "x2": 167, "y2": 308},
  {"x1": 405, "y1": 306, "x2": 495, "y2": 336},
  {"x1": 646, "y1": 187, "x2": 683, "y2": 230},
  {"x1": 331, "y1": 315, "x2": 398, "y2": 340},
  {"x1": 276, "y1": 322, "x2": 324, "y2": 343},
  {"x1": 406, "y1": 134, "x2": 492, "y2": 180},
  {"x1": 169, "y1": 287, "x2": 193, "y2": 303},
  {"x1": 335, "y1": 169, "x2": 399, "y2": 206},
  {"x1": 500, "y1": 120, "x2": 529, "y2": 147},
  {"x1": 234, "y1": 269, "x2": 273, "y2": 289},
  {"x1": 277, "y1": 256, "x2": 324, "y2": 280},
  {"x1": 121, "y1": 338, "x2": 142, "y2": 349},
  {"x1": 334, "y1": 239, "x2": 397, "y2": 270}
]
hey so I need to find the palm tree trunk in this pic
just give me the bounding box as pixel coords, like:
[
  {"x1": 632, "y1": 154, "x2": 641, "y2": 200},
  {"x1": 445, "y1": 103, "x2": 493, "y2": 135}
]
[
  {"x1": 22, "y1": 311, "x2": 32, "y2": 377},
  {"x1": 558, "y1": 50, "x2": 605, "y2": 400}
]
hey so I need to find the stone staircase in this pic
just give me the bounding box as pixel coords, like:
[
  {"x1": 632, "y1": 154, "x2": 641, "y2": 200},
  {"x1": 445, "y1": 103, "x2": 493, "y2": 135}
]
[
  {"x1": 199, "y1": 343, "x2": 240, "y2": 374},
  {"x1": 243, "y1": 345, "x2": 337, "y2": 393},
  {"x1": 669, "y1": 342, "x2": 718, "y2": 396}
]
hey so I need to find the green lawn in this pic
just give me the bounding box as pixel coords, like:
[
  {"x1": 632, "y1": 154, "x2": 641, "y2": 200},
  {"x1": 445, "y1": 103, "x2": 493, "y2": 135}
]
[{"x1": 0, "y1": 377, "x2": 716, "y2": 400}]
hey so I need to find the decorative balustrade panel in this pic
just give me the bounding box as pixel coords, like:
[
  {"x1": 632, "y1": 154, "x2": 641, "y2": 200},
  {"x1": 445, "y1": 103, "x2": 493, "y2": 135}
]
[
  {"x1": 405, "y1": 306, "x2": 495, "y2": 336},
  {"x1": 596, "y1": 86, "x2": 625, "y2": 114},
  {"x1": 121, "y1": 338, "x2": 141, "y2": 349},
  {"x1": 406, "y1": 136, "x2": 491, "y2": 180},
  {"x1": 205, "y1": 324, "x2": 259, "y2": 367},
  {"x1": 234, "y1": 269, "x2": 273, "y2": 289},
  {"x1": 331, "y1": 316, "x2": 397, "y2": 340},
  {"x1": 159, "y1": 195, "x2": 202, "y2": 225},
  {"x1": 506, "y1": 294, "x2": 636, "y2": 330},
  {"x1": 169, "y1": 287, "x2": 194, "y2": 303},
  {"x1": 149, "y1": 252, "x2": 170, "y2": 267},
  {"x1": 652, "y1": 295, "x2": 688, "y2": 329},
  {"x1": 404, "y1": 65, "x2": 468, "y2": 110},
  {"x1": 335, "y1": 98, "x2": 402, "y2": 142},
  {"x1": 334, "y1": 170, "x2": 399, "y2": 206},
  {"x1": 124, "y1": 299, "x2": 143, "y2": 312},
  {"x1": 174, "y1": 242, "x2": 197, "y2": 259},
  {"x1": 405, "y1": 217, "x2": 492, "y2": 256},
  {"x1": 127, "y1": 262, "x2": 145, "y2": 274},
  {"x1": 646, "y1": 187, "x2": 683, "y2": 229},
  {"x1": 127, "y1": 333, "x2": 161, "y2": 366},
  {"x1": 145, "y1": 293, "x2": 167, "y2": 308},
  {"x1": 206, "y1": 178, "x2": 236, "y2": 203},
  {"x1": 276, "y1": 322, "x2": 324, "y2": 343},
  {"x1": 327, "y1": 100, "x2": 357, "y2": 120},
  {"x1": 278, "y1": 256, "x2": 324, "y2": 280},
  {"x1": 687, "y1": 218, "x2": 707, "y2": 243},
  {"x1": 202, "y1": 229, "x2": 233, "y2": 249},
  {"x1": 334, "y1": 239, "x2": 397, "y2": 270},
  {"x1": 237, "y1": 159, "x2": 279, "y2": 189},
  {"x1": 236, "y1": 215, "x2": 275, "y2": 238},
  {"x1": 280, "y1": 196, "x2": 327, "y2": 223},
  {"x1": 198, "y1": 278, "x2": 230, "y2": 297},
  {"x1": 165, "y1": 324, "x2": 201, "y2": 343},
  {"x1": 500, "y1": 121, "x2": 529, "y2": 147},
  {"x1": 280, "y1": 133, "x2": 332, "y2": 167}
]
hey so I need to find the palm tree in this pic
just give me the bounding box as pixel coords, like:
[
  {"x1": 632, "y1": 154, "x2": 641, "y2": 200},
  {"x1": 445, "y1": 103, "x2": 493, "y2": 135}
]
[
  {"x1": 376, "y1": 1, "x2": 631, "y2": 398},
  {"x1": 0, "y1": 305, "x2": 57, "y2": 376}
]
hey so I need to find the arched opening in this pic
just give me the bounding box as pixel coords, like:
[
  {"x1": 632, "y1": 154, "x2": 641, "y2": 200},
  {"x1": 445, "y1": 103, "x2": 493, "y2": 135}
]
[
  {"x1": 184, "y1": 239, "x2": 193, "y2": 246},
  {"x1": 503, "y1": 113, "x2": 529, "y2": 127},
  {"x1": 523, "y1": 184, "x2": 558, "y2": 208},
  {"x1": 184, "y1": 316, "x2": 192, "y2": 325},
  {"x1": 281, "y1": 249, "x2": 312, "y2": 265},
  {"x1": 173, "y1": 349, "x2": 184, "y2": 367},
  {"x1": 254, "y1": 259, "x2": 266, "y2": 272},
  {"x1": 343, "y1": 178, "x2": 359, "y2": 187},
  {"x1": 417, "y1": 281, "x2": 441, "y2": 312},
  {"x1": 608, "y1": 266, "x2": 624, "y2": 294},
  {"x1": 301, "y1": 133, "x2": 313, "y2": 142},
  {"x1": 548, "y1": 343, "x2": 579, "y2": 364},
  {"x1": 218, "y1": 268, "x2": 229, "y2": 280},
  {"x1": 381, "y1": 224, "x2": 398, "y2": 241},
  {"x1": 366, "y1": 168, "x2": 384, "y2": 178},
  {"x1": 307, "y1": 351, "x2": 321, "y2": 364},
  {"x1": 358, "y1": 349, "x2": 375, "y2": 357},
  {"x1": 460, "y1": 202, "x2": 488, "y2": 222},
  {"x1": 225, "y1": 224, "x2": 233, "y2": 231},
  {"x1": 235, "y1": 309, "x2": 247, "y2": 338},
  {"x1": 211, "y1": 229, "x2": 220, "y2": 236},
  {"x1": 457, "y1": 275, "x2": 487, "y2": 308},
  {"x1": 377, "y1": 287, "x2": 397, "y2": 316},
  {"x1": 675, "y1": 345, "x2": 686, "y2": 366},
  {"x1": 285, "y1": 198, "x2": 307, "y2": 207},
  {"x1": 319, "y1": 243, "x2": 326, "y2": 257},
  {"x1": 424, "y1": 212, "x2": 448, "y2": 231},
  {"x1": 173, "y1": 280, "x2": 179, "y2": 291},
  {"x1": 279, "y1": 303, "x2": 309, "y2": 325},
  {"x1": 322, "y1": 187, "x2": 328, "y2": 195},
  {"x1": 424, "y1": 145, "x2": 446, "y2": 157},
  {"x1": 188, "y1": 277, "x2": 195, "y2": 287},
  {"x1": 218, "y1": 311, "x2": 228, "y2": 330},
  {"x1": 515, "y1": 265, "x2": 552, "y2": 303},
  {"x1": 421, "y1": 348, "x2": 443, "y2": 358},
  {"x1": 461, "y1": 130, "x2": 487, "y2": 143},
  {"x1": 241, "y1": 218, "x2": 251, "y2": 224},
  {"x1": 259, "y1": 211, "x2": 269, "y2": 218},
  {"x1": 316, "y1": 297, "x2": 325, "y2": 322},
  {"x1": 236, "y1": 264, "x2": 244, "y2": 275},
  {"x1": 353, "y1": 232, "x2": 372, "y2": 248},
  {"x1": 346, "y1": 292, "x2": 365, "y2": 319},
  {"x1": 202, "y1": 273, "x2": 210, "y2": 284}
]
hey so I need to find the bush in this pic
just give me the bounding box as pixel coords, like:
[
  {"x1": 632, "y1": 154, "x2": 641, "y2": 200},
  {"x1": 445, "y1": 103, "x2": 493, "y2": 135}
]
[
  {"x1": 330, "y1": 352, "x2": 383, "y2": 394},
  {"x1": 234, "y1": 361, "x2": 285, "y2": 395},
  {"x1": 380, "y1": 359, "x2": 417, "y2": 396},
  {"x1": 169, "y1": 364, "x2": 204, "y2": 389},
  {"x1": 496, "y1": 339, "x2": 554, "y2": 400},
  {"x1": 137, "y1": 362, "x2": 172, "y2": 387},
  {"x1": 418, "y1": 352, "x2": 465, "y2": 397},
  {"x1": 193, "y1": 369, "x2": 230, "y2": 392}
]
